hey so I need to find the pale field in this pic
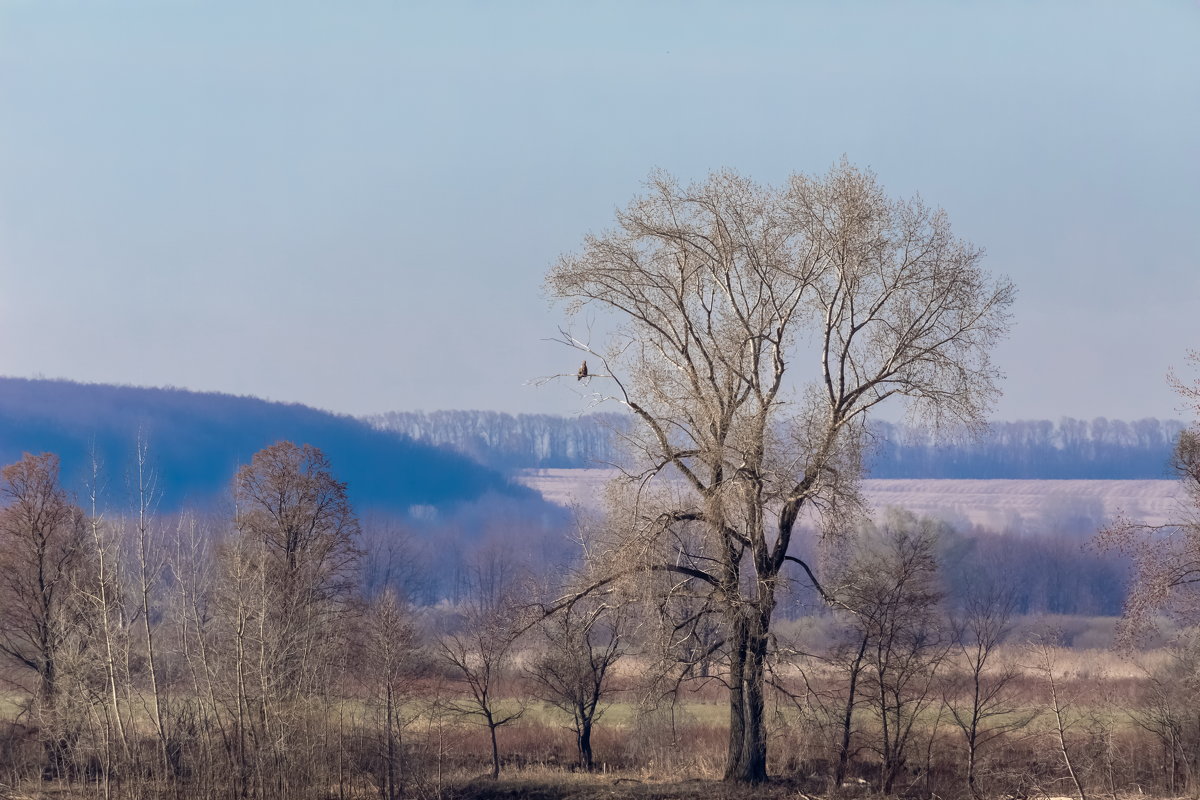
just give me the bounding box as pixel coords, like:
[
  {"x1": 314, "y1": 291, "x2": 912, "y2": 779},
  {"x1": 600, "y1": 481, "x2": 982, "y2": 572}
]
[{"x1": 518, "y1": 468, "x2": 1185, "y2": 531}]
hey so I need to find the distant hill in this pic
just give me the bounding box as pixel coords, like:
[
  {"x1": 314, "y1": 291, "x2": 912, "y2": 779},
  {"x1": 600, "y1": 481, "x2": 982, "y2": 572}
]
[
  {"x1": 0, "y1": 377, "x2": 540, "y2": 514},
  {"x1": 368, "y1": 410, "x2": 1186, "y2": 480}
]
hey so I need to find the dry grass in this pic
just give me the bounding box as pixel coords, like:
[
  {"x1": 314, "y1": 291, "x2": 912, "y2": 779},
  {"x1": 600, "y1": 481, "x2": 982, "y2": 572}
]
[
  {"x1": 444, "y1": 772, "x2": 822, "y2": 800},
  {"x1": 1, "y1": 642, "x2": 1193, "y2": 800}
]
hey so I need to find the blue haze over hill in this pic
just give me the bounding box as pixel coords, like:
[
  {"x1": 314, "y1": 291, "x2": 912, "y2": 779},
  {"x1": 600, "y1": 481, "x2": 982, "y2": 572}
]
[{"x1": 0, "y1": 377, "x2": 539, "y2": 513}]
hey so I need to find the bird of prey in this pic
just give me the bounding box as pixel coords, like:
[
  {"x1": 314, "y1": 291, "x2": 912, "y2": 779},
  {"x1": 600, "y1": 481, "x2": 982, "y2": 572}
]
[{"x1": 577, "y1": 360, "x2": 589, "y2": 381}]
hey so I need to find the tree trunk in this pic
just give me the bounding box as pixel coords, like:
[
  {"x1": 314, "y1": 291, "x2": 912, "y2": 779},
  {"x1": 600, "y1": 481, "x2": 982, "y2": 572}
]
[
  {"x1": 967, "y1": 743, "x2": 977, "y2": 797},
  {"x1": 883, "y1": 759, "x2": 901, "y2": 795},
  {"x1": 39, "y1": 657, "x2": 68, "y2": 780},
  {"x1": 879, "y1": 673, "x2": 896, "y2": 794},
  {"x1": 836, "y1": 635, "x2": 869, "y2": 787},
  {"x1": 724, "y1": 610, "x2": 769, "y2": 783},
  {"x1": 578, "y1": 719, "x2": 594, "y2": 771},
  {"x1": 724, "y1": 614, "x2": 749, "y2": 781},
  {"x1": 488, "y1": 722, "x2": 500, "y2": 780},
  {"x1": 385, "y1": 683, "x2": 396, "y2": 800}
]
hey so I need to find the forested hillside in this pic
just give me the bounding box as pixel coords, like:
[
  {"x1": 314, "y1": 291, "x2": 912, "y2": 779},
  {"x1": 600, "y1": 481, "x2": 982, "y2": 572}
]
[
  {"x1": 0, "y1": 377, "x2": 540, "y2": 513},
  {"x1": 368, "y1": 410, "x2": 1185, "y2": 478}
]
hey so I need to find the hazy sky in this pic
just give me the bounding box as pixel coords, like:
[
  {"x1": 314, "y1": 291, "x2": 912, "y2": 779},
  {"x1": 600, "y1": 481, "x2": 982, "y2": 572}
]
[{"x1": 1, "y1": 1, "x2": 1197, "y2": 421}]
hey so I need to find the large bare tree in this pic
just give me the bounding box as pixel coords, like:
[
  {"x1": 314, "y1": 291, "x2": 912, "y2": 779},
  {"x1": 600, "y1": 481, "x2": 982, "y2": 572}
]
[
  {"x1": 546, "y1": 161, "x2": 1013, "y2": 782},
  {"x1": 221, "y1": 442, "x2": 362, "y2": 796},
  {"x1": 0, "y1": 453, "x2": 88, "y2": 709},
  {"x1": 0, "y1": 453, "x2": 89, "y2": 778}
]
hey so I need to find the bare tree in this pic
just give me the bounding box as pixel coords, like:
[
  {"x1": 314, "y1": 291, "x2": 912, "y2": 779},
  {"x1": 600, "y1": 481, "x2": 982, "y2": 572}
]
[
  {"x1": 75, "y1": 449, "x2": 135, "y2": 798},
  {"x1": 834, "y1": 513, "x2": 948, "y2": 794},
  {"x1": 234, "y1": 442, "x2": 361, "y2": 613},
  {"x1": 546, "y1": 162, "x2": 1013, "y2": 781},
  {"x1": 0, "y1": 453, "x2": 89, "y2": 776},
  {"x1": 1128, "y1": 631, "x2": 1200, "y2": 795},
  {"x1": 1099, "y1": 351, "x2": 1200, "y2": 638},
  {"x1": 0, "y1": 453, "x2": 88, "y2": 706},
  {"x1": 218, "y1": 442, "x2": 363, "y2": 797},
  {"x1": 128, "y1": 431, "x2": 172, "y2": 782},
  {"x1": 170, "y1": 511, "x2": 232, "y2": 799},
  {"x1": 439, "y1": 616, "x2": 524, "y2": 780},
  {"x1": 527, "y1": 602, "x2": 624, "y2": 771},
  {"x1": 438, "y1": 553, "x2": 527, "y2": 780},
  {"x1": 232, "y1": 441, "x2": 362, "y2": 691},
  {"x1": 822, "y1": 626, "x2": 872, "y2": 790},
  {"x1": 1028, "y1": 633, "x2": 1088, "y2": 800},
  {"x1": 945, "y1": 585, "x2": 1035, "y2": 797},
  {"x1": 362, "y1": 589, "x2": 420, "y2": 800}
]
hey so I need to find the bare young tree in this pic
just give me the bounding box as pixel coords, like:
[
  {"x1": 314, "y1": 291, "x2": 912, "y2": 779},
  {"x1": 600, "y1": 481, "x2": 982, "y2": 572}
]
[
  {"x1": 827, "y1": 623, "x2": 872, "y2": 790},
  {"x1": 527, "y1": 602, "x2": 624, "y2": 771},
  {"x1": 438, "y1": 612, "x2": 524, "y2": 781},
  {"x1": 438, "y1": 551, "x2": 527, "y2": 780},
  {"x1": 1028, "y1": 633, "x2": 1089, "y2": 800},
  {"x1": 362, "y1": 589, "x2": 421, "y2": 800},
  {"x1": 945, "y1": 585, "x2": 1035, "y2": 797},
  {"x1": 127, "y1": 431, "x2": 172, "y2": 782},
  {"x1": 1128, "y1": 631, "x2": 1200, "y2": 795},
  {"x1": 834, "y1": 513, "x2": 948, "y2": 794},
  {"x1": 73, "y1": 449, "x2": 140, "y2": 798},
  {"x1": 546, "y1": 162, "x2": 1013, "y2": 781},
  {"x1": 170, "y1": 511, "x2": 232, "y2": 799}
]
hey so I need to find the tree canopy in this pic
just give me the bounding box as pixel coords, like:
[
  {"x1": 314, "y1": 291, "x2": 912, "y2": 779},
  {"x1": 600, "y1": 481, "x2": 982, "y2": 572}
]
[{"x1": 547, "y1": 161, "x2": 1014, "y2": 782}]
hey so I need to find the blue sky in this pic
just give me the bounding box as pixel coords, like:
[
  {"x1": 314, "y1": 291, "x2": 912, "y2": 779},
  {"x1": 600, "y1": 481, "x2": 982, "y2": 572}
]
[{"x1": 1, "y1": 1, "x2": 1197, "y2": 420}]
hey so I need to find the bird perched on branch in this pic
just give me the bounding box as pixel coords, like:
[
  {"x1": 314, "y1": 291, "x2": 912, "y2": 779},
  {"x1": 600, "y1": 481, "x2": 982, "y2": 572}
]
[{"x1": 577, "y1": 360, "x2": 589, "y2": 381}]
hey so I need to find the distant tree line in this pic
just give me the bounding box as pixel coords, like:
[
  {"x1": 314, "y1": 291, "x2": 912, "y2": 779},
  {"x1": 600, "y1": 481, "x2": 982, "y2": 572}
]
[
  {"x1": 365, "y1": 410, "x2": 631, "y2": 471},
  {"x1": 869, "y1": 417, "x2": 1186, "y2": 479},
  {"x1": 369, "y1": 411, "x2": 1185, "y2": 479}
]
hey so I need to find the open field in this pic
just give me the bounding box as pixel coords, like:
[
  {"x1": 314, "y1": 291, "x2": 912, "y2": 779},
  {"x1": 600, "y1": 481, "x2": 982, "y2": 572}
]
[{"x1": 518, "y1": 469, "x2": 1185, "y2": 531}]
